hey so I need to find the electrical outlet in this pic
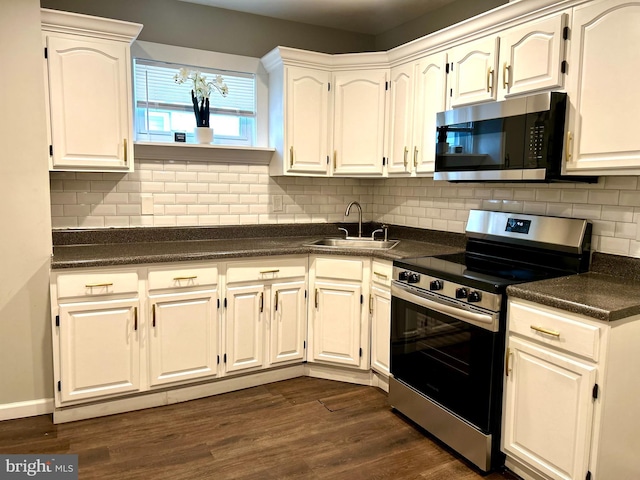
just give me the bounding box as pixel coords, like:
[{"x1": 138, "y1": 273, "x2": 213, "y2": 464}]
[
  {"x1": 273, "y1": 195, "x2": 284, "y2": 212},
  {"x1": 141, "y1": 194, "x2": 154, "y2": 215}
]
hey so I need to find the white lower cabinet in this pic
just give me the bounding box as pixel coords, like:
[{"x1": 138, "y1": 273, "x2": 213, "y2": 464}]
[
  {"x1": 224, "y1": 256, "x2": 308, "y2": 374},
  {"x1": 224, "y1": 283, "x2": 266, "y2": 373},
  {"x1": 503, "y1": 335, "x2": 596, "y2": 480},
  {"x1": 51, "y1": 268, "x2": 142, "y2": 406},
  {"x1": 503, "y1": 299, "x2": 640, "y2": 480},
  {"x1": 270, "y1": 280, "x2": 307, "y2": 365},
  {"x1": 51, "y1": 254, "x2": 394, "y2": 417},
  {"x1": 369, "y1": 260, "x2": 392, "y2": 376},
  {"x1": 58, "y1": 298, "x2": 141, "y2": 403},
  {"x1": 309, "y1": 256, "x2": 370, "y2": 370}
]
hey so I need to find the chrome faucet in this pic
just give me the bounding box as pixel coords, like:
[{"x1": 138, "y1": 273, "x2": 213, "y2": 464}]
[
  {"x1": 345, "y1": 201, "x2": 363, "y2": 238},
  {"x1": 371, "y1": 225, "x2": 388, "y2": 241}
]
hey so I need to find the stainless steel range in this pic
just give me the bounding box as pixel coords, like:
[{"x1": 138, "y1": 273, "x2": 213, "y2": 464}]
[{"x1": 389, "y1": 210, "x2": 592, "y2": 472}]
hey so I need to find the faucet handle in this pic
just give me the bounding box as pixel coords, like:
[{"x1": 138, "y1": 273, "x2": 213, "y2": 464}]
[{"x1": 338, "y1": 227, "x2": 349, "y2": 238}]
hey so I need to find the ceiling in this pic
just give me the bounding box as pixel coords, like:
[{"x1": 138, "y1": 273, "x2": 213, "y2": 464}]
[{"x1": 178, "y1": 0, "x2": 459, "y2": 35}]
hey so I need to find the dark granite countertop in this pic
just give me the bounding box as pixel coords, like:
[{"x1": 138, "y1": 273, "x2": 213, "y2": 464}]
[
  {"x1": 51, "y1": 235, "x2": 465, "y2": 269},
  {"x1": 50, "y1": 223, "x2": 465, "y2": 269},
  {"x1": 507, "y1": 272, "x2": 640, "y2": 322}
]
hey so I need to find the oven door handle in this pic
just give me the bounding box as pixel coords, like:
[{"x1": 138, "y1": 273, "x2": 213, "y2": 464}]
[{"x1": 392, "y1": 283, "x2": 498, "y2": 332}]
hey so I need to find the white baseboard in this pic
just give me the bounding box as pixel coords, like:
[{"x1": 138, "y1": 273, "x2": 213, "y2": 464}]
[
  {"x1": 0, "y1": 398, "x2": 54, "y2": 422},
  {"x1": 305, "y1": 362, "x2": 374, "y2": 385},
  {"x1": 54, "y1": 365, "x2": 306, "y2": 424},
  {"x1": 3, "y1": 363, "x2": 389, "y2": 424}
]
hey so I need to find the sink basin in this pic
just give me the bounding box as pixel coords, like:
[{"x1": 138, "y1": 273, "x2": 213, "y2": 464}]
[{"x1": 307, "y1": 237, "x2": 399, "y2": 250}]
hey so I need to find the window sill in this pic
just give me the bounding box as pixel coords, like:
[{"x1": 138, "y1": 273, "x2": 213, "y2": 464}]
[{"x1": 134, "y1": 142, "x2": 275, "y2": 164}]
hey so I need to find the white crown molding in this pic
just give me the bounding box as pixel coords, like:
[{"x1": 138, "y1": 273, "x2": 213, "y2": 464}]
[
  {"x1": 263, "y1": 0, "x2": 590, "y2": 70},
  {"x1": 41, "y1": 8, "x2": 143, "y2": 44}
]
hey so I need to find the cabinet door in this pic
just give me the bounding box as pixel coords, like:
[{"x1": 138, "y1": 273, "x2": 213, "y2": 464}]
[
  {"x1": 503, "y1": 336, "x2": 597, "y2": 480},
  {"x1": 370, "y1": 284, "x2": 391, "y2": 376},
  {"x1": 387, "y1": 63, "x2": 414, "y2": 175},
  {"x1": 58, "y1": 298, "x2": 140, "y2": 403},
  {"x1": 312, "y1": 280, "x2": 362, "y2": 367},
  {"x1": 148, "y1": 289, "x2": 219, "y2": 386},
  {"x1": 269, "y1": 280, "x2": 306, "y2": 365},
  {"x1": 332, "y1": 69, "x2": 387, "y2": 176},
  {"x1": 285, "y1": 66, "x2": 330, "y2": 174},
  {"x1": 565, "y1": 0, "x2": 640, "y2": 174},
  {"x1": 225, "y1": 283, "x2": 265, "y2": 373},
  {"x1": 449, "y1": 36, "x2": 500, "y2": 107},
  {"x1": 499, "y1": 13, "x2": 567, "y2": 98},
  {"x1": 413, "y1": 52, "x2": 448, "y2": 174},
  {"x1": 45, "y1": 34, "x2": 131, "y2": 171}
]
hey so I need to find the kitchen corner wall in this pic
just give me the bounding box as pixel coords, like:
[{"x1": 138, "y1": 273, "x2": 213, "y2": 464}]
[
  {"x1": 50, "y1": 160, "x2": 373, "y2": 229},
  {"x1": 51, "y1": 160, "x2": 640, "y2": 258}
]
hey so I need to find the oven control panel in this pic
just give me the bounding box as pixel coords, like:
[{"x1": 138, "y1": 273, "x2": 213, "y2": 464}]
[{"x1": 393, "y1": 267, "x2": 501, "y2": 312}]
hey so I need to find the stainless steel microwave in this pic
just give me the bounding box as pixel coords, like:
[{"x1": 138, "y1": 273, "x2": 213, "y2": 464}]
[{"x1": 434, "y1": 92, "x2": 594, "y2": 182}]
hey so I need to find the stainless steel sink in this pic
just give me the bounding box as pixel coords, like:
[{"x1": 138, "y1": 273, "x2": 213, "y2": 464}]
[{"x1": 307, "y1": 237, "x2": 399, "y2": 249}]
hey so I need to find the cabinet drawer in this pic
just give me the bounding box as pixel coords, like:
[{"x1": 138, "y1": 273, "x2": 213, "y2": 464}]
[
  {"x1": 508, "y1": 300, "x2": 601, "y2": 361},
  {"x1": 371, "y1": 260, "x2": 392, "y2": 287},
  {"x1": 56, "y1": 271, "x2": 138, "y2": 299},
  {"x1": 314, "y1": 257, "x2": 363, "y2": 281},
  {"x1": 226, "y1": 257, "x2": 306, "y2": 284},
  {"x1": 148, "y1": 265, "x2": 218, "y2": 291}
]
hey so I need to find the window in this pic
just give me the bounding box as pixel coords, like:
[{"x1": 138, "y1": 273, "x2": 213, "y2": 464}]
[{"x1": 134, "y1": 59, "x2": 257, "y2": 146}]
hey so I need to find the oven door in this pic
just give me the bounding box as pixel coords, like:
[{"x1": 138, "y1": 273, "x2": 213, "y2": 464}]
[{"x1": 390, "y1": 283, "x2": 501, "y2": 433}]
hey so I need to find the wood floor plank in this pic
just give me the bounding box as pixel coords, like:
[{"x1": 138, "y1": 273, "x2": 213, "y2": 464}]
[{"x1": 0, "y1": 377, "x2": 520, "y2": 479}]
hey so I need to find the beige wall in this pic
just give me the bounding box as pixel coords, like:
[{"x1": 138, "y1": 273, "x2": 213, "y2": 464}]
[
  {"x1": 375, "y1": 0, "x2": 508, "y2": 50},
  {"x1": 39, "y1": 0, "x2": 376, "y2": 57},
  {"x1": 0, "y1": 0, "x2": 53, "y2": 406}
]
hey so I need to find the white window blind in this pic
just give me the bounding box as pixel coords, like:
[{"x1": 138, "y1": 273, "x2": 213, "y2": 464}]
[{"x1": 134, "y1": 58, "x2": 256, "y2": 145}]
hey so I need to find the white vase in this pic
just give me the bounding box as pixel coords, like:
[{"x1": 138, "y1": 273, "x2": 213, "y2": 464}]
[{"x1": 195, "y1": 127, "x2": 213, "y2": 144}]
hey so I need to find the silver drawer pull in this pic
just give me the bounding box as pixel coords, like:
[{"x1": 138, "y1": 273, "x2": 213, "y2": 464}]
[
  {"x1": 173, "y1": 276, "x2": 197, "y2": 281},
  {"x1": 530, "y1": 325, "x2": 560, "y2": 337},
  {"x1": 85, "y1": 282, "x2": 113, "y2": 288},
  {"x1": 260, "y1": 269, "x2": 280, "y2": 274}
]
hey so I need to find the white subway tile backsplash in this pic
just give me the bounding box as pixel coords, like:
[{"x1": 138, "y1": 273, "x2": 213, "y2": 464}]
[
  {"x1": 63, "y1": 204, "x2": 91, "y2": 217},
  {"x1": 77, "y1": 193, "x2": 104, "y2": 204},
  {"x1": 588, "y1": 189, "x2": 619, "y2": 205},
  {"x1": 49, "y1": 159, "x2": 640, "y2": 259},
  {"x1": 560, "y1": 189, "x2": 589, "y2": 204},
  {"x1": 602, "y1": 205, "x2": 634, "y2": 222},
  {"x1": 605, "y1": 176, "x2": 638, "y2": 190}
]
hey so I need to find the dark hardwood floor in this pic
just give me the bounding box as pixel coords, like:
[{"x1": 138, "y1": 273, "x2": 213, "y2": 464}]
[{"x1": 0, "y1": 378, "x2": 521, "y2": 479}]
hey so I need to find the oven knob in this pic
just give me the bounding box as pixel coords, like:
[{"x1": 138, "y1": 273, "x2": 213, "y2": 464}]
[
  {"x1": 455, "y1": 287, "x2": 468, "y2": 299},
  {"x1": 398, "y1": 271, "x2": 409, "y2": 281},
  {"x1": 468, "y1": 291, "x2": 482, "y2": 303},
  {"x1": 429, "y1": 280, "x2": 443, "y2": 291},
  {"x1": 408, "y1": 273, "x2": 420, "y2": 284}
]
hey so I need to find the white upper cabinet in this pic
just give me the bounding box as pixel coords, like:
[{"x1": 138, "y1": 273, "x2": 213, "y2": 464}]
[
  {"x1": 286, "y1": 67, "x2": 331, "y2": 175},
  {"x1": 41, "y1": 9, "x2": 142, "y2": 172},
  {"x1": 565, "y1": 0, "x2": 640, "y2": 175},
  {"x1": 498, "y1": 12, "x2": 568, "y2": 99},
  {"x1": 332, "y1": 69, "x2": 388, "y2": 176},
  {"x1": 387, "y1": 63, "x2": 415, "y2": 175},
  {"x1": 413, "y1": 52, "x2": 448, "y2": 175},
  {"x1": 387, "y1": 52, "x2": 447, "y2": 176},
  {"x1": 449, "y1": 36, "x2": 500, "y2": 108}
]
